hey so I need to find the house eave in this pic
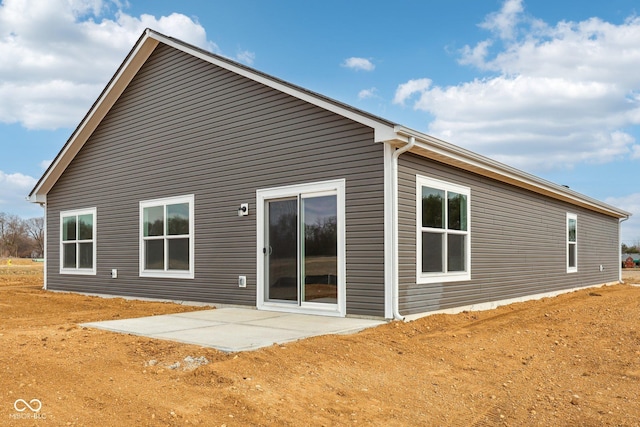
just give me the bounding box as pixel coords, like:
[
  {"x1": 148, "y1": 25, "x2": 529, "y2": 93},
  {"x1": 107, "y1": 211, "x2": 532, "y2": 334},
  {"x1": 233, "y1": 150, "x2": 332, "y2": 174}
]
[
  {"x1": 391, "y1": 126, "x2": 631, "y2": 219},
  {"x1": 28, "y1": 194, "x2": 46, "y2": 204}
]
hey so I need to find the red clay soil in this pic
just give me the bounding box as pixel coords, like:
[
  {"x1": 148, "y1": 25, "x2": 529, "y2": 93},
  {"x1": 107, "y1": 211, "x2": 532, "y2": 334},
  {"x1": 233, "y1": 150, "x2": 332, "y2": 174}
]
[{"x1": 1, "y1": 259, "x2": 639, "y2": 426}]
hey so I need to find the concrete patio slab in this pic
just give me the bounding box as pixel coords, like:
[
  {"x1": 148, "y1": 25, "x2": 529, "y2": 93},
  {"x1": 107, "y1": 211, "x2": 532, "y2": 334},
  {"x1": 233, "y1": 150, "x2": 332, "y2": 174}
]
[
  {"x1": 81, "y1": 308, "x2": 385, "y2": 352},
  {"x1": 84, "y1": 315, "x2": 224, "y2": 335}
]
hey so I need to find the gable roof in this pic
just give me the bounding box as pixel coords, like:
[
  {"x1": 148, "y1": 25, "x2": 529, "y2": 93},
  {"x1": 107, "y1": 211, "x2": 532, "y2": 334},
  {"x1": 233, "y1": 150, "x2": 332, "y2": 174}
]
[{"x1": 29, "y1": 29, "x2": 631, "y2": 220}]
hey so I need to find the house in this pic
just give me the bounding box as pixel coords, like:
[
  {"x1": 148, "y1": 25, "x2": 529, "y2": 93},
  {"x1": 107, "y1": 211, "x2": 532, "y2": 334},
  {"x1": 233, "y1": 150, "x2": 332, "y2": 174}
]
[
  {"x1": 28, "y1": 29, "x2": 631, "y2": 320},
  {"x1": 622, "y1": 254, "x2": 640, "y2": 268},
  {"x1": 623, "y1": 256, "x2": 634, "y2": 268}
]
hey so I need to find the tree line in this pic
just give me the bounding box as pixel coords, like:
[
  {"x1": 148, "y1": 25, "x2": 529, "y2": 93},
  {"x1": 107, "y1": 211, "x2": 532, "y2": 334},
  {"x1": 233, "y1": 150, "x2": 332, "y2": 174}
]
[{"x1": 0, "y1": 213, "x2": 44, "y2": 258}]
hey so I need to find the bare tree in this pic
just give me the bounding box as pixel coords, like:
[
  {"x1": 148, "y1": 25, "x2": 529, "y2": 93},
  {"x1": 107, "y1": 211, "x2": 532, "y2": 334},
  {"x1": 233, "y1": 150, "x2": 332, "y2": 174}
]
[
  {"x1": 25, "y1": 217, "x2": 45, "y2": 257},
  {"x1": 0, "y1": 213, "x2": 45, "y2": 258},
  {"x1": 2, "y1": 214, "x2": 26, "y2": 257},
  {"x1": 0, "y1": 212, "x2": 6, "y2": 257}
]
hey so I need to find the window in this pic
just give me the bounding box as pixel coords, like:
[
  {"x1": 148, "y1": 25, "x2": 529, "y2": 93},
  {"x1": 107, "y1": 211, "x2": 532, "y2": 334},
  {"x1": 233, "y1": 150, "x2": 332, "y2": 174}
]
[
  {"x1": 416, "y1": 175, "x2": 471, "y2": 283},
  {"x1": 60, "y1": 208, "x2": 96, "y2": 275},
  {"x1": 567, "y1": 213, "x2": 577, "y2": 273},
  {"x1": 139, "y1": 195, "x2": 194, "y2": 278}
]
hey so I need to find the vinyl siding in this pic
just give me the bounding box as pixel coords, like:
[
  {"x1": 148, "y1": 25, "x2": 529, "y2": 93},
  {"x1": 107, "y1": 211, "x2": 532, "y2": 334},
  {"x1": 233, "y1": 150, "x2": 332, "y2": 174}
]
[
  {"x1": 398, "y1": 153, "x2": 620, "y2": 315},
  {"x1": 46, "y1": 43, "x2": 385, "y2": 317}
]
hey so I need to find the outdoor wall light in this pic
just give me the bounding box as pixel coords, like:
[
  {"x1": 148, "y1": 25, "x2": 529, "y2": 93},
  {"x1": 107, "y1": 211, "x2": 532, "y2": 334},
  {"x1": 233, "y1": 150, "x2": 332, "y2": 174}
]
[{"x1": 238, "y1": 203, "x2": 249, "y2": 217}]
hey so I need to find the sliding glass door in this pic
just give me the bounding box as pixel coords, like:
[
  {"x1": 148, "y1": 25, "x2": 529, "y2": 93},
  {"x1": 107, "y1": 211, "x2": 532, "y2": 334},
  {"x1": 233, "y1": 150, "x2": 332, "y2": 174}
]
[
  {"x1": 259, "y1": 180, "x2": 344, "y2": 314},
  {"x1": 265, "y1": 194, "x2": 338, "y2": 306}
]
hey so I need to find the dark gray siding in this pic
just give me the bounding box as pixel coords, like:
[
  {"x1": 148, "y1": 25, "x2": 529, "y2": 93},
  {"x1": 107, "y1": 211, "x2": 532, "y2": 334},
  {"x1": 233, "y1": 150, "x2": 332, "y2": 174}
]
[
  {"x1": 398, "y1": 153, "x2": 620, "y2": 315},
  {"x1": 46, "y1": 43, "x2": 385, "y2": 317}
]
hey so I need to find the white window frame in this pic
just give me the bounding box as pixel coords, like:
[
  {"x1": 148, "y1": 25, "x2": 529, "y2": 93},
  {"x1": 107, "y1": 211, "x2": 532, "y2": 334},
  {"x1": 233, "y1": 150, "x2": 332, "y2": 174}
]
[
  {"x1": 60, "y1": 207, "x2": 97, "y2": 275},
  {"x1": 416, "y1": 175, "x2": 471, "y2": 284},
  {"x1": 139, "y1": 195, "x2": 195, "y2": 279},
  {"x1": 566, "y1": 213, "x2": 578, "y2": 273},
  {"x1": 257, "y1": 179, "x2": 346, "y2": 317}
]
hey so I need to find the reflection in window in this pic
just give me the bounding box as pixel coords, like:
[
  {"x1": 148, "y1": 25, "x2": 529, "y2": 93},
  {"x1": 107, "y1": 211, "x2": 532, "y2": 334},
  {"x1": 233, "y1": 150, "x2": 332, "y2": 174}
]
[
  {"x1": 60, "y1": 208, "x2": 96, "y2": 273},
  {"x1": 302, "y1": 195, "x2": 337, "y2": 303},
  {"x1": 567, "y1": 213, "x2": 577, "y2": 273},
  {"x1": 140, "y1": 196, "x2": 194, "y2": 278},
  {"x1": 417, "y1": 176, "x2": 470, "y2": 283}
]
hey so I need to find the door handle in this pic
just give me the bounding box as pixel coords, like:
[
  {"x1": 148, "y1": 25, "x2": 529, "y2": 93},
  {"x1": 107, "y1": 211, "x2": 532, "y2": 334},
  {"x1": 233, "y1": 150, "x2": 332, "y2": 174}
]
[{"x1": 263, "y1": 247, "x2": 273, "y2": 255}]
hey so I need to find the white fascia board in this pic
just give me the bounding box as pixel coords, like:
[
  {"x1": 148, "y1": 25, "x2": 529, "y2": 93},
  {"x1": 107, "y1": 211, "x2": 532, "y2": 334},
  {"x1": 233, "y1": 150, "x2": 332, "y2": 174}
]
[
  {"x1": 150, "y1": 32, "x2": 396, "y2": 143},
  {"x1": 394, "y1": 126, "x2": 631, "y2": 219},
  {"x1": 29, "y1": 194, "x2": 46, "y2": 204},
  {"x1": 28, "y1": 32, "x2": 160, "y2": 201}
]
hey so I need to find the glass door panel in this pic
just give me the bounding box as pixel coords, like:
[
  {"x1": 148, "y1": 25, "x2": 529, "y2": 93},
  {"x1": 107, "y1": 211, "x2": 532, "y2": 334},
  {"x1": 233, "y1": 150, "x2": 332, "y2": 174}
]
[
  {"x1": 266, "y1": 198, "x2": 298, "y2": 302},
  {"x1": 301, "y1": 195, "x2": 338, "y2": 304}
]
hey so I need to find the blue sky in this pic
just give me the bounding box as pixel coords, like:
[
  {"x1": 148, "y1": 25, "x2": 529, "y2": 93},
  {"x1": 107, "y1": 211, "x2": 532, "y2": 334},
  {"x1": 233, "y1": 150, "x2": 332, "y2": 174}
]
[{"x1": 1, "y1": 0, "x2": 639, "y2": 244}]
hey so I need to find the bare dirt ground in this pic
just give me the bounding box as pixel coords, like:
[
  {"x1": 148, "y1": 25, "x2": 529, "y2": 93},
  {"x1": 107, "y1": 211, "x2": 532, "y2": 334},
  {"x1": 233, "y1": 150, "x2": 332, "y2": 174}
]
[{"x1": 1, "y1": 259, "x2": 639, "y2": 426}]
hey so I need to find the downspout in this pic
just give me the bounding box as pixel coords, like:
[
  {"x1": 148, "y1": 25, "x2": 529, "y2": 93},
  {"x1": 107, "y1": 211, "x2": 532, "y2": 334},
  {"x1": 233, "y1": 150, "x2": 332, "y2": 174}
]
[
  {"x1": 391, "y1": 136, "x2": 416, "y2": 320},
  {"x1": 619, "y1": 216, "x2": 629, "y2": 284},
  {"x1": 41, "y1": 202, "x2": 47, "y2": 290}
]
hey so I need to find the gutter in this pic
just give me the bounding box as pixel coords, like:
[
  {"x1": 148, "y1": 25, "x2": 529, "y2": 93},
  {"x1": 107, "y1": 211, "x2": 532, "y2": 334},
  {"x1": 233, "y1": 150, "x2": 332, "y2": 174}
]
[
  {"x1": 619, "y1": 216, "x2": 630, "y2": 284},
  {"x1": 390, "y1": 136, "x2": 416, "y2": 321},
  {"x1": 42, "y1": 202, "x2": 47, "y2": 290}
]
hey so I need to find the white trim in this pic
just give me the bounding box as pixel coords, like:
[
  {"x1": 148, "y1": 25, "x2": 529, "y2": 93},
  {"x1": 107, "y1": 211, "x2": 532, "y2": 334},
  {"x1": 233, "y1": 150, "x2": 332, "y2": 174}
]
[
  {"x1": 383, "y1": 143, "x2": 394, "y2": 319},
  {"x1": 416, "y1": 175, "x2": 471, "y2": 284},
  {"x1": 402, "y1": 281, "x2": 619, "y2": 322},
  {"x1": 256, "y1": 179, "x2": 346, "y2": 317},
  {"x1": 59, "y1": 207, "x2": 97, "y2": 275},
  {"x1": 139, "y1": 194, "x2": 195, "y2": 279},
  {"x1": 567, "y1": 212, "x2": 578, "y2": 274},
  {"x1": 43, "y1": 204, "x2": 47, "y2": 289},
  {"x1": 619, "y1": 217, "x2": 628, "y2": 283}
]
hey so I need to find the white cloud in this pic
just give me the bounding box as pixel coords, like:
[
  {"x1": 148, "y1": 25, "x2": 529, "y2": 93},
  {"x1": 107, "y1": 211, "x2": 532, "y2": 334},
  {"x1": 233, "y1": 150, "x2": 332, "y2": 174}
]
[
  {"x1": 0, "y1": 171, "x2": 36, "y2": 189},
  {"x1": 0, "y1": 170, "x2": 37, "y2": 215},
  {"x1": 0, "y1": 0, "x2": 219, "y2": 130},
  {"x1": 479, "y1": 0, "x2": 524, "y2": 40},
  {"x1": 458, "y1": 40, "x2": 493, "y2": 68},
  {"x1": 236, "y1": 50, "x2": 255, "y2": 65},
  {"x1": 396, "y1": 1, "x2": 640, "y2": 171},
  {"x1": 358, "y1": 88, "x2": 377, "y2": 100},
  {"x1": 393, "y1": 78, "x2": 432, "y2": 105},
  {"x1": 605, "y1": 193, "x2": 640, "y2": 244},
  {"x1": 342, "y1": 57, "x2": 375, "y2": 71},
  {"x1": 39, "y1": 159, "x2": 53, "y2": 170}
]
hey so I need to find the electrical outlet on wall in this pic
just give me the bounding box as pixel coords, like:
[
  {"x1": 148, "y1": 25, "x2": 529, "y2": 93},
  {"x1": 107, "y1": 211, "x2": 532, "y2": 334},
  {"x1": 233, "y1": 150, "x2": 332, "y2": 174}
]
[{"x1": 238, "y1": 276, "x2": 246, "y2": 288}]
